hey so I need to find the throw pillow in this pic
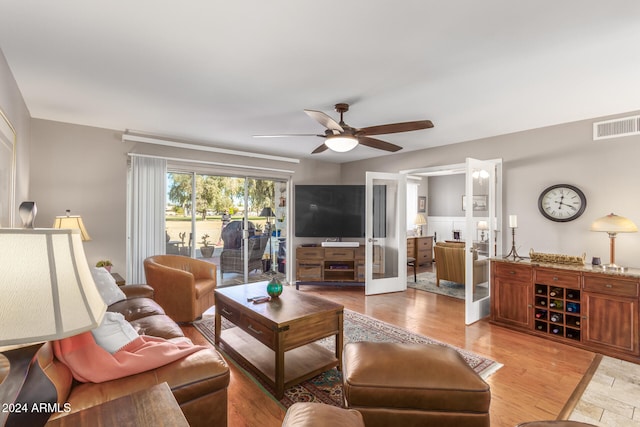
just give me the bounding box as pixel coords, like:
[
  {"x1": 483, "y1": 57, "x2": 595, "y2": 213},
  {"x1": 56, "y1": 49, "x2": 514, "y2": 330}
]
[
  {"x1": 91, "y1": 267, "x2": 126, "y2": 305},
  {"x1": 91, "y1": 312, "x2": 139, "y2": 354}
]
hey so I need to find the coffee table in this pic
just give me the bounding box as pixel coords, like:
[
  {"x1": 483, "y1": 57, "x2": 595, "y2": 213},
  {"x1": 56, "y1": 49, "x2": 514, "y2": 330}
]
[{"x1": 214, "y1": 281, "x2": 344, "y2": 399}]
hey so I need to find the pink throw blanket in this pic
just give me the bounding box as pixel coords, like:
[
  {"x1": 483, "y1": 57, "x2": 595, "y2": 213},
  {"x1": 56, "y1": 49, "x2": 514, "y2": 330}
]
[{"x1": 53, "y1": 332, "x2": 205, "y2": 383}]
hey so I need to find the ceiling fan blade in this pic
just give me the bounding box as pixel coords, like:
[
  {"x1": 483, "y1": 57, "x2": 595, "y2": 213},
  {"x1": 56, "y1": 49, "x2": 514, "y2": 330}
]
[
  {"x1": 311, "y1": 143, "x2": 329, "y2": 154},
  {"x1": 359, "y1": 120, "x2": 434, "y2": 136},
  {"x1": 304, "y1": 109, "x2": 344, "y2": 132},
  {"x1": 253, "y1": 134, "x2": 323, "y2": 138},
  {"x1": 358, "y1": 136, "x2": 403, "y2": 152}
]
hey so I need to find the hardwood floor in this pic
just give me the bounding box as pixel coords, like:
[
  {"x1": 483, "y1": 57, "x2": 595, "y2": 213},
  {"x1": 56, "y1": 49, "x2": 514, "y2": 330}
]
[{"x1": 182, "y1": 263, "x2": 596, "y2": 427}]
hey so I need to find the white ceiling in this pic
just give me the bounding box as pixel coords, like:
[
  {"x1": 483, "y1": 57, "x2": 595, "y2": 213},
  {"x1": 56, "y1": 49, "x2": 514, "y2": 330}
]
[{"x1": 1, "y1": 1, "x2": 640, "y2": 163}]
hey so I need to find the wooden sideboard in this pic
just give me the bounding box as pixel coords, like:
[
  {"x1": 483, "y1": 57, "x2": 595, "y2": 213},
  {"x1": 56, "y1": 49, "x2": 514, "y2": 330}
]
[
  {"x1": 407, "y1": 236, "x2": 434, "y2": 265},
  {"x1": 295, "y1": 245, "x2": 384, "y2": 288},
  {"x1": 491, "y1": 259, "x2": 640, "y2": 362}
]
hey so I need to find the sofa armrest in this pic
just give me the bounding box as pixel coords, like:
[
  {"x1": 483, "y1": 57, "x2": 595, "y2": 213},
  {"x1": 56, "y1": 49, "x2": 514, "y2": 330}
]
[{"x1": 120, "y1": 284, "x2": 155, "y2": 299}]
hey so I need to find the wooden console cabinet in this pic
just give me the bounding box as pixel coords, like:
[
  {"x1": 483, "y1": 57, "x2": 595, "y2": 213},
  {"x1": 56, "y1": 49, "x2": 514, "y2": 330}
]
[
  {"x1": 407, "y1": 236, "x2": 434, "y2": 265},
  {"x1": 491, "y1": 259, "x2": 640, "y2": 362},
  {"x1": 296, "y1": 245, "x2": 383, "y2": 288}
]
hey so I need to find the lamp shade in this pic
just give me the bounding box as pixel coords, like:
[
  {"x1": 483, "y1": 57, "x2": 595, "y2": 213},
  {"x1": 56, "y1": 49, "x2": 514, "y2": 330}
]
[
  {"x1": 477, "y1": 220, "x2": 489, "y2": 230},
  {"x1": 53, "y1": 212, "x2": 91, "y2": 241},
  {"x1": 414, "y1": 214, "x2": 427, "y2": 226},
  {"x1": 259, "y1": 207, "x2": 274, "y2": 218},
  {"x1": 590, "y1": 213, "x2": 638, "y2": 233},
  {"x1": 324, "y1": 135, "x2": 359, "y2": 152},
  {"x1": 0, "y1": 228, "x2": 106, "y2": 347}
]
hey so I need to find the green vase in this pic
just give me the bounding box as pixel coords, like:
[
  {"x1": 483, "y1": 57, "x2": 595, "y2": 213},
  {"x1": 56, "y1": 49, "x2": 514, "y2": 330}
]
[{"x1": 267, "y1": 277, "x2": 283, "y2": 298}]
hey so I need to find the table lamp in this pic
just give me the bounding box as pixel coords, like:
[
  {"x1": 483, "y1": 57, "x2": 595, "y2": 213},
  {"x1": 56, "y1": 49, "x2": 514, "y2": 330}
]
[
  {"x1": 414, "y1": 214, "x2": 427, "y2": 236},
  {"x1": 0, "y1": 227, "x2": 106, "y2": 426},
  {"x1": 590, "y1": 213, "x2": 638, "y2": 270},
  {"x1": 477, "y1": 220, "x2": 489, "y2": 242},
  {"x1": 53, "y1": 209, "x2": 91, "y2": 241}
]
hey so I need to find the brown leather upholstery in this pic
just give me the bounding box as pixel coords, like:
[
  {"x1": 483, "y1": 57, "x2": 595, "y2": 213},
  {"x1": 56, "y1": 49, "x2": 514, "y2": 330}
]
[
  {"x1": 343, "y1": 342, "x2": 491, "y2": 427},
  {"x1": 282, "y1": 402, "x2": 365, "y2": 427},
  {"x1": 144, "y1": 255, "x2": 217, "y2": 323},
  {"x1": 433, "y1": 241, "x2": 488, "y2": 288},
  {"x1": 43, "y1": 285, "x2": 230, "y2": 427}
]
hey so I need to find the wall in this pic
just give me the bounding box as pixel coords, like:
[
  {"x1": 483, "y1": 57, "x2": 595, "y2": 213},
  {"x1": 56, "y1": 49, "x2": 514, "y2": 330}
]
[
  {"x1": 0, "y1": 50, "x2": 31, "y2": 216},
  {"x1": 29, "y1": 118, "x2": 341, "y2": 275},
  {"x1": 340, "y1": 111, "x2": 640, "y2": 268},
  {"x1": 428, "y1": 174, "x2": 465, "y2": 216}
]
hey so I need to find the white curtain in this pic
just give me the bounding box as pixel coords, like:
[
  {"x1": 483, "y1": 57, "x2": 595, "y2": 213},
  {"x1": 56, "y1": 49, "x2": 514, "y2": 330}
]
[{"x1": 127, "y1": 156, "x2": 166, "y2": 283}]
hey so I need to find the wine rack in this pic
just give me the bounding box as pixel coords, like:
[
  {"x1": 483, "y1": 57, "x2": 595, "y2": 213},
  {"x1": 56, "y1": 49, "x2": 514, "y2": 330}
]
[{"x1": 534, "y1": 282, "x2": 581, "y2": 341}]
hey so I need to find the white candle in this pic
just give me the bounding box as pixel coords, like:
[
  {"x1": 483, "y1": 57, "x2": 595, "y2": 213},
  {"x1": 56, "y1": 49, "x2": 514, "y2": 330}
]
[{"x1": 509, "y1": 215, "x2": 518, "y2": 228}]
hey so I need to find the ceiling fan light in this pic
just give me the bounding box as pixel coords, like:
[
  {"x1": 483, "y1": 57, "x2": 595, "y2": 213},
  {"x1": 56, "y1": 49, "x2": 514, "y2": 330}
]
[{"x1": 325, "y1": 135, "x2": 358, "y2": 152}]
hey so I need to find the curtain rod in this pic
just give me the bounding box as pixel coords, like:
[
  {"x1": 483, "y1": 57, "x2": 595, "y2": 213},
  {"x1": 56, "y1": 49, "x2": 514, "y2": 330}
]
[
  {"x1": 127, "y1": 152, "x2": 296, "y2": 175},
  {"x1": 122, "y1": 130, "x2": 300, "y2": 164}
]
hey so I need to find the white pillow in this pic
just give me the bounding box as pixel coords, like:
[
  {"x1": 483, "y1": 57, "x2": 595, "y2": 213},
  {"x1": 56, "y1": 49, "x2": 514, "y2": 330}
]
[
  {"x1": 91, "y1": 312, "x2": 139, "y2": 354},
  {"x1": 91, "y1": 267, "x2": 126, "y2": 306}
]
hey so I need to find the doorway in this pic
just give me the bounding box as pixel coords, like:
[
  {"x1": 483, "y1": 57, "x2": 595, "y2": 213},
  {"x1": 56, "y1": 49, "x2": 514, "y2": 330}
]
[
  {"x1": 402, "y1": 159, "x2": 502, "y2": 324},
  {"x1": 165, "y1": 171, "x2": 289, "y2": 286}
]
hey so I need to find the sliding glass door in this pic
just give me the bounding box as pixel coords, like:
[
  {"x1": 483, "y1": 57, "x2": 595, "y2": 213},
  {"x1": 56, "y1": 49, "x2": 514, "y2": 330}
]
[{"x1": 166, "y1": 170, "x2": 288, "y2": 286}]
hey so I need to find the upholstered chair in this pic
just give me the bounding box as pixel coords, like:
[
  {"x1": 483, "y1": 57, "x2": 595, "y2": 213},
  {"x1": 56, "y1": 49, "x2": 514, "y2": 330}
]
[
  {"x1": 143, "y1": 255, "x2": 216, "y2": 323},
  {"x1": 433, "y1": 241, "x2": 488, "y2": 288}
]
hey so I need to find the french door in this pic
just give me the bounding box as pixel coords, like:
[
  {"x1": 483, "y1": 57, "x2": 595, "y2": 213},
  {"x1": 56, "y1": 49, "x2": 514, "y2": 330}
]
[
  {"x1": 464, "y1": 158, "x2": 502, "y2": 324},
  {"x1": 365, "y1": 172, "x2": 407, "y2": 295}
]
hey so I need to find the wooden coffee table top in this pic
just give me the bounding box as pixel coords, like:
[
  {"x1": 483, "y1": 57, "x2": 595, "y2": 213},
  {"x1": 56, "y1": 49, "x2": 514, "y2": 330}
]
[{"x1": 215, "y1": 281, "x2": 343, "y2": 326}]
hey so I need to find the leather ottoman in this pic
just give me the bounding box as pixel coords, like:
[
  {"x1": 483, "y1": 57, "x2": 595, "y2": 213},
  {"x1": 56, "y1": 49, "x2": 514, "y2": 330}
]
[
  {"x1": 342, "y1": 342, "x2": 491, "y2": 427},
  {"x1": 281, "y1": 402, "x2": 365, "y2": 427}
]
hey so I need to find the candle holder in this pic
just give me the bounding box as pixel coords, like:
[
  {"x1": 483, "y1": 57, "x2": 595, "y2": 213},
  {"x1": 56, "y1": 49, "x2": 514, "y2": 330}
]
[{"x1": 504, "y1": 227, "x2": 524, "y2": 260}]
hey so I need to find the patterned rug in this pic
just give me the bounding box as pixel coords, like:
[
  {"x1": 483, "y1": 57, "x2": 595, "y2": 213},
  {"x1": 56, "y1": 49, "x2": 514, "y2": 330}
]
[
  {"x1": 194, "y1": 309, "x2": 501, "y2": 408},
  {"x1": 408, "y1": 271, "x2": 489, "y2": 300}
]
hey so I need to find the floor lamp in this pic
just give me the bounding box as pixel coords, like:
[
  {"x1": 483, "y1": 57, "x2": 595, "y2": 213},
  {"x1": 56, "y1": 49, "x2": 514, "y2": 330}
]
[{"x1": 259, "y1": 207, "x2": 275, "y2": 273}]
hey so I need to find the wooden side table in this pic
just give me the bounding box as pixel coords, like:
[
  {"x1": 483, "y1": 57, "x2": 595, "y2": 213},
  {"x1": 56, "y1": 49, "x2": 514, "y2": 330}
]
[
  {"x1": 111, "y1": 272, "x2": 125, "y2": 286},
  {"x1": 46, "y1": 382, "x2": 188, "y2": 426}
]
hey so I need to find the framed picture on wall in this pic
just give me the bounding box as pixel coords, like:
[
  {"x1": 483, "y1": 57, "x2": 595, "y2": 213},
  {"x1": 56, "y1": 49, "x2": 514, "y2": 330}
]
[
  {"x1": 0, "y1": 108, "x2": 16, "y2": 228},
  {"x1": 418, "y1": 196, "x2": 426, "y2": 213},
  {"x1": 462, "y1": 195, "x2": 488, "y2": 211}
]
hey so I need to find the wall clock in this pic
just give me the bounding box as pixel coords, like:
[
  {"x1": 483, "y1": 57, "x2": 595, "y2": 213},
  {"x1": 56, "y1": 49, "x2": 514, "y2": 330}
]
[{"x1": 538, "y1": 184, "x2": 587, "y2": 222}]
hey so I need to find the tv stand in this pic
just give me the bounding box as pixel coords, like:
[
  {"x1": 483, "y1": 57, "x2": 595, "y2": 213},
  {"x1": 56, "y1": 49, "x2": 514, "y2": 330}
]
[{"x1": 295, "y1": 245, "x2": 383, "y2": 289}]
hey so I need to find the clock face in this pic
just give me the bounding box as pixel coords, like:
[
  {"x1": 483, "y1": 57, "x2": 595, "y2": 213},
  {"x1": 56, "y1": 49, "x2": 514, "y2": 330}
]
[{"x1": 538, "y1": 184, "x2": 587, "y2": 222}]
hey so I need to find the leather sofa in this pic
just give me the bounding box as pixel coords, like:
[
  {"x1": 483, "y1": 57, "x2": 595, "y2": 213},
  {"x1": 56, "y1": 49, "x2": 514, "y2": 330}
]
[
  {"x1": 433, "y1": 241, "x2": 488, "y2": 288},
  {"x1": 41, "y1": 284, "x2": 230, "y2": 426},
  {"x1": 144, "y1": 255, "x2": 217, "y2": 323}
]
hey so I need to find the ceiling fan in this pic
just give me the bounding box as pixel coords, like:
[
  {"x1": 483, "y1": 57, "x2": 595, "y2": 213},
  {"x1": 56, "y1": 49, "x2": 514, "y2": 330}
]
[{"x1": 255, "y1": 103, "x2": 434, "y2": 154}]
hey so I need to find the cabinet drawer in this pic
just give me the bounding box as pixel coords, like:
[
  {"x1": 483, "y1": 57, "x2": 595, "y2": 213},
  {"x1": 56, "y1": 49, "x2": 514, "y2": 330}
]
[
  {"x1": 297, "y1": 263, "x2": 322, "y2": 280},
  {"x1": 217, "y1": 300, "x2": 241, "y2": 324},
  {"x1": 296, "y1": 247, "x2": 323, "y2": 259},
  {"x1": 417, "y1": 238, "x2": 432, "y2": 249},
  {"x1": 355, "y1": 246, "x2": 365, "y2": 259},
  {"x1": 324, "y1": 248, "x2": 354, "y2": 260},
  {"x1": 239, "y1": 314, "x2": 274, "y2": 348},
  {"x1": 535, "y1": 268, "x2": 581, "y2": 289},
  {"x1": 584, "y1": 274, "x2": 639, "y2": 297},
  {"x1": 492, "y1": 262, "x2": 532, "y2": 282}
]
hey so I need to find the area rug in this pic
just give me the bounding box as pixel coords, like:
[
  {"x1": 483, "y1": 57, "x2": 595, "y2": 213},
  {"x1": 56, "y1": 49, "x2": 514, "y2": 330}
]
[
  {"x1": 194, "y1": 309, "x2": 501, "y2": 408},
  {"x1": 408, "y1": 271, "x2": 489, "y2": 300}
]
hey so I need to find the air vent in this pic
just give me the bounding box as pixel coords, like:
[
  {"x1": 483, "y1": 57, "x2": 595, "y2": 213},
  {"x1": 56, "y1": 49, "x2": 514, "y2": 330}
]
[{"x1": 593, "y1": 115, "x2": 640, "y2": 140}]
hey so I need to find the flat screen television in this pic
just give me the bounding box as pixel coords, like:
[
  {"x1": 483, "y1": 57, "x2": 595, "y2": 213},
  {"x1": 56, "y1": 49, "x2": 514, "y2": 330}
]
[{"x1": 294, "y1": 185, "x2": 386, "y2": 238}]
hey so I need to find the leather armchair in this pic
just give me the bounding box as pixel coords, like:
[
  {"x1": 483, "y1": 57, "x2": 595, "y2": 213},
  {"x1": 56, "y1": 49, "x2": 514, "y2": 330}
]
[
  {"x1": 433, "y1": 241, "x2": 488, "y2": 288},
  {"x1": 143, "y1": 255, "x2": 217, "y2": 323}
]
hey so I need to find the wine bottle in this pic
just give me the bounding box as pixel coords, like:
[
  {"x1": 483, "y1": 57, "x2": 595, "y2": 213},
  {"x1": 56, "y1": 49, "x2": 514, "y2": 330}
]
[
  {"x1": 550, "y1": 313, "x2": 561, "y2": 323},
  {"x1": 566, "y1": 290, "x2": 577, "y2": 299},
  {"x1": 551, "y1": 327, "x2": 561, "y2": 335},
  {"x1": 538, "y1": 299, "x2": 547, "y2": 306},
  {"x1": 549, "y1": 288, "x2": 559, "y2": 297},
  {"x1": 535, "y1": 310, "x2": 547, "y2": 319},
  {"x1": 566, "y1": 302, "x2": 580, "y2": 313},
  {"x1": 549, "y1": 300, "x2": 563, "y2": 309}
]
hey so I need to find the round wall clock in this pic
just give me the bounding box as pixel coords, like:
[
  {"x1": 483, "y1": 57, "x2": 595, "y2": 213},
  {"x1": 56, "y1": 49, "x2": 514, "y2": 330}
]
[{"x1": 538, "y1": 184, "x2": 587, "y2": 222}]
